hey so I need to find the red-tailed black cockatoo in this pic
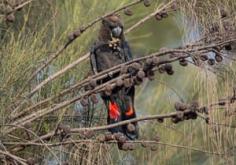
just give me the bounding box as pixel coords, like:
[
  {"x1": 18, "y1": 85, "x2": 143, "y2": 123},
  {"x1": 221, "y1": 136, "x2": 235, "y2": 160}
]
[{"x1": 90, "y1": 14, "x2": 139, "y2": 140}]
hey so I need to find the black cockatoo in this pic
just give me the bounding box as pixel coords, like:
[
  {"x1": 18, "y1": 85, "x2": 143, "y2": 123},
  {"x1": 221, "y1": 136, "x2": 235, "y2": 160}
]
[{"x1": 90, "y1": 14, "x2": 138, "y2": 140}]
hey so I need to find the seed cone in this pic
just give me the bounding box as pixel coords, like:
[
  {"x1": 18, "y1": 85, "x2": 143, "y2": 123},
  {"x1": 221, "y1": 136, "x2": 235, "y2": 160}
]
[
  {"x1": 58, "y1": 124, "x2": 71, "y2": 140},
  {"x1": 215, "y1": 54, "x2": 223, "y2": 62},
  {"x1": 117, "y1": 135, "x2": 127, "y2": 143},
  {"x1": 208, "y1": 59, "x2": 215, "y2": 65},
  {"x1": 225, "y1": 44, "x2": 232, "y2": 50},
  {"x1": 120, "y1": 65, "x2": 128, "y2": 74},
  {"x1": 199, "y1": 106, "x2": 209, "y2": 115},
  {"x1": 134, "y1": 77, "x2": 143, "y2": 85},
  {"x1": 160, "y1": 10, "x2": 168, "y2": 18},
  {"x1": 137, "y1": 70, "x2": 145, "y2": 79},
  {"x1": 105, "y1": 84, "x2": 113, "y2": 96},
  {"x1": 152, "y1": 57, "x2": 159, "y2": 64},
  {"x1": 154, "y1": 135, "x2": 161, "y2": 142},
  {"x1": 157, "y1": 118, "x2": 164, "y2": 123},
  {"x1": 218, "y1": 100, "x2": 226, "y2": 106},
  {"x1": 191, "y1": 101, "x2": 199, "y2": 109},
  {"x1": 73, "y1": 30, "x2": 81, "y2": 37},
  {"x1": 151, "y1": 146, "x2": 158, "y2": 151},
  {"x1": 26, "y1": 158, "x2": 35, "y2": 165},
  {"x1": 91, "y1": 94, "x2": 98, "y2": 104},
  {"x1": 171, "y1": 117, "x2": 180, "y2": 124},
  {"x1": 220, "y1": 9, "x2": 227, "y2": 18},
  {"x1": 155, "y1": 13, "x2": 162, "y2": 21},
  {"x1": 144, "y1": 0, "x2": 151, "y2": 7},
  {"x1": 166, "y1": 70, "x2": 174, "y2": 75},
  {"x1": 116, "y1": 78, "x2": 124, "y2": 87},
  {"x1": 68, "y1": 33, "x2": 75, "y2": 41},
  {"x1": 105, "y1": 133, "x2": 115, "y2": 141},
  {"x1": 89, "y1": 79, "x2": 97, "y2": 88},
  {"x1": 127, "y1": 143, "x2": 135, "y2": 150},
  {"x1": 179, "y1": 58, "x2": 188, "y2": 66},
  {"x1": 80, "y1": 98, "x2": 88, "y2": 107},
  {"x1": 124, "y1": 78, "x2": 132, "y2": 87},
  {"x1": 127, "y1": 123, "x2": 136, "y2": 132},
  {"x1": 81, "y1": 130, "x2": 95, "y2": 139},
  {"x1": 164, "y1": 64, "x2": 173, "y2": 72},
  {"x1": 171, "y1": 2, "x2": 178, "y2": 11},
  {"x1": 158, "y1": 66, "x2": 165, "y2": 73},
  {"x1": 114, "y1": 133, "x2": 127, "y2": 143},
  {"x1": 175, "y1": 102, "x2": 188, "y2": 111},
  {"x1": 97, "y1": 134, "x2": 106, "y2": 142},
  {"x1": 200, "y1": 55, "x2": 208, "y2": 61},
  {"x1": 141, "y1": 141, "x2": 148, "y2": 148},
  {"x1": 176, "y1": 111, "x2": 184, "y2": 121},
  {"x1": 131, "y1": 62, "x2": 142, "y2": 70},
  {"x1": 6, "y1": 13, "x2": 15, "y2": 22},
  {"x1": 124, "y1": 8, "x2": 133, "y2": 16},
  {"x1": 146, "y1": 58, "x2": 153, "y2": 66}
]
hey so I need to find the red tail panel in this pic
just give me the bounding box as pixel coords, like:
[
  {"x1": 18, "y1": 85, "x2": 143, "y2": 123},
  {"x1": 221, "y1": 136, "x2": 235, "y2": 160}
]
[
  {"x1": 108, "y1": 101, "x2": 120, "y2": 120},
  {"x1": 125, "y1": 106, "x2": 134, "y2": 116}
]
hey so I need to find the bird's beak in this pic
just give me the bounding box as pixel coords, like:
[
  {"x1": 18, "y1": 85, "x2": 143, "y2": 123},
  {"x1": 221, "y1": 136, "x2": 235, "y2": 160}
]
[{"x1": 111, "y1": 26, "x2": 122, "y2": 38}]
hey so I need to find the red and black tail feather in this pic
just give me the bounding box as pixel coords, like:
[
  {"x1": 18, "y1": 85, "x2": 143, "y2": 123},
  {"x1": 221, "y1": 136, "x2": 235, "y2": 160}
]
[
  {"x1": 102, "y1": 86, "x2": 139, "y2": 140},
  {"x1": 103, "y1": 99, "x2": 123, "y2": 134},
  {"x1": 108, "y1": 101, "x2": 120, "y2": 121},
  {"x1": 121, "y1": 86, "x2": 139, "y2": 140}
]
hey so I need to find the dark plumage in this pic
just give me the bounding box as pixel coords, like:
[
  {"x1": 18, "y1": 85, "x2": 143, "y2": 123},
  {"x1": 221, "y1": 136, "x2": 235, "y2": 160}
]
[{"x1": 90, "y1": 15, "x2": 138, "y2": 140}]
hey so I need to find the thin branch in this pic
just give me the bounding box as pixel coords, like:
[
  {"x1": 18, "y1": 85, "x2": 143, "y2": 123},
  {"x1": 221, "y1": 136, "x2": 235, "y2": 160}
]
[
  {"x1": 10, "y1": 36, "x2": 236, "y2": 121},
  {"x1": 9, "y1": 109, "x2": 196, "y2": 146},
  {"x1": 0, "y1": 150, "x2": 27, "y2": 165},
  {"x1": 6, "y1": 37, "x2": 235, "y2": 131},
  {"x1": 2, "y1": 124, "x2": 60, "y2": 163},
  {"x1": 11, "y1": 0, "x2": 34, "y2": 13},
  {"x1": 8, "y1": 86, "x2": 236, "y2": 152},
  {"x1": 3, "y1": 140, "x2": 224, "y2": 156},
  {"x1": 125, "y1": 0, "x2": 175, "y2": 33},
  {"x1": 10, "y1": 1, "x2": 175, "y2": 116},
  {"x1": 18, "y1": 0, "x2": 143, "y2": 95}
]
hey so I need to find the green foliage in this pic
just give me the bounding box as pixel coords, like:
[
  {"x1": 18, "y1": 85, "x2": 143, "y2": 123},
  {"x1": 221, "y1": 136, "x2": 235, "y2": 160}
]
[{"x1": 0, "y1": 0, "x2": 236, "y2": 164}]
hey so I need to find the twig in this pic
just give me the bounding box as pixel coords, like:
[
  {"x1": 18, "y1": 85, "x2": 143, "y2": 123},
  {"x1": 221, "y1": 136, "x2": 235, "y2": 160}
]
[
  {"x1": 5, "y1": 33, "x2": 236, "y2": 134},
  {"x1": 0, "y1": 150, "x2": 27, "y2": 165},
  {"x1": 125, "y1": 0, "x2": 175, "y2": 33},
  {"x1": 12, "y1": 0, "x2": 34, "y2": 13},
  {"x1": 10, "y1": 0, "x2": 177, "y2": 117},
  {"x1": 9, "y1": 109, "x2": 194, "y2": 147},
  {"x1": 3, "y1": 140, "x2": 224, "y2": 156},
  {"x1": 5, "y1": 74, "x2": 129, "y2": 134},
  {"x1": 2, "y1": 124, "x2": 60, "y2": 162},
  {"x1": 10, "y1": 37, "x2": 236, "y2": 120},
  {"x1": 17, "y1": 0, "x2": 143, "y2": 96},
  {"x1": 8, "y1": 86, "x2": 236, "y2": 153}
]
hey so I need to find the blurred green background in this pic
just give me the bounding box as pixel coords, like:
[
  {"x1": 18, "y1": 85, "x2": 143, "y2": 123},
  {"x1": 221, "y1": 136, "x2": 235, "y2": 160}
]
[{"x1": 0, "y1": 0, "x2": 235, "y2": 164}]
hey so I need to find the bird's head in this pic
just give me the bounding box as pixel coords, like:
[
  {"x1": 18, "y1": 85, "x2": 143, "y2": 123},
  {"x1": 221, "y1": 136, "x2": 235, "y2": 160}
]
[{"x1": 99, "y1": 14, "x2": 124, "y2": 42}]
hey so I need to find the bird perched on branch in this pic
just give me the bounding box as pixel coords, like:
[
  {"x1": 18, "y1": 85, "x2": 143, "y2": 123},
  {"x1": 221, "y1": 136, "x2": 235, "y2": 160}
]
[{"x1": 90, "y1": 14, "x2": 138, "y2": 140}]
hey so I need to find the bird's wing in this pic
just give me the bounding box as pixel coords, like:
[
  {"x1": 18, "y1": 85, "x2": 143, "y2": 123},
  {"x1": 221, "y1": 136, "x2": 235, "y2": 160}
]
[
  {"x1": 90, "y1": 42, "x2": 105, "y2": 74},
  {"x1": 122, "y1": 40, "x2": 133, "y2": 62}
]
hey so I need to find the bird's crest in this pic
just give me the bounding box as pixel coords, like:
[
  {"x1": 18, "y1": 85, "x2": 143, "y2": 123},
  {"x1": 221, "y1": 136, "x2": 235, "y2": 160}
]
[{"x1": 104, "y1": 14, "x2": 121, "y2": 23}]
